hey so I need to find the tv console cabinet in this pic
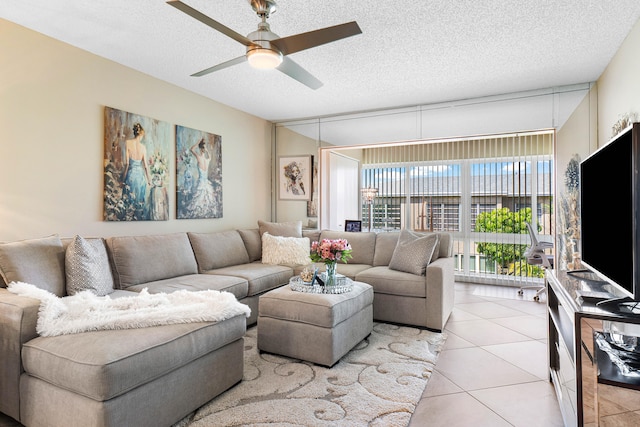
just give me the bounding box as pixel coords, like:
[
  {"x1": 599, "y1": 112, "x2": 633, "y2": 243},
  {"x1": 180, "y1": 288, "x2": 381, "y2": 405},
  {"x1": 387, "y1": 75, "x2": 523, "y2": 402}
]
[{"x1": 547, "y1": 269, "x2": 640, "y2": 426}]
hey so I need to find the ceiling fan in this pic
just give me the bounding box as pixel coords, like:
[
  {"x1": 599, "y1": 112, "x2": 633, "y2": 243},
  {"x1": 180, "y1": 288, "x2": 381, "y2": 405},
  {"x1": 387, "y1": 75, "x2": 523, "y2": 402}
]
[{"x1": 167, "y1": 0, "x2": 362, "y2": 89}]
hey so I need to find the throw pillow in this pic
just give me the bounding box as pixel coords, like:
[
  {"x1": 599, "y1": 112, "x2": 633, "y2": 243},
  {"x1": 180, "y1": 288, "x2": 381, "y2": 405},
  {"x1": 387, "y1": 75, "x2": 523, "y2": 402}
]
[
  {"x1": 0, "y1": 235, "x2": 66, "y2": 296},
  {"x1": 258, "y1": 220, "x2": 303, "y2": 238},
  {"x1": 388, "y1": 229, "x2": 439, "y2": 276},
  {"x1": 261, "y1": 232, "x2": 311, "y2": 266},
  {"x1": 65, "y1": 235, "x2": 114, "y2": 296}
]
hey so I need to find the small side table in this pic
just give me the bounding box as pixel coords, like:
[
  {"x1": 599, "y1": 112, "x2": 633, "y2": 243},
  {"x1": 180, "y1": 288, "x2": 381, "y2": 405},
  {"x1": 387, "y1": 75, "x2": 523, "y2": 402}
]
[{"x1": 257, "y1": 281, "x2": 374, "y2": 367}]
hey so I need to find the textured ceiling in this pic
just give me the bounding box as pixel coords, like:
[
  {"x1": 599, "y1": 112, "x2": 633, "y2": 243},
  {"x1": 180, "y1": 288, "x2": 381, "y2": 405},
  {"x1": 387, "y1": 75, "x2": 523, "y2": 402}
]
[{"x1": 3, "y1": 0, "x2": 640, "y2": 122}]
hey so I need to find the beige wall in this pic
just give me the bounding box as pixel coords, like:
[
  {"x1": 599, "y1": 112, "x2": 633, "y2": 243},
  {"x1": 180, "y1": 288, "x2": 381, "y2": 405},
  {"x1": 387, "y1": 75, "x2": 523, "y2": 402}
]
[
  {"x1": 597, "y1": 17, "x2": 640, "y2": 146},
  {"x1": 0, "y1": 20, "x2": 272, "y2": 241}
]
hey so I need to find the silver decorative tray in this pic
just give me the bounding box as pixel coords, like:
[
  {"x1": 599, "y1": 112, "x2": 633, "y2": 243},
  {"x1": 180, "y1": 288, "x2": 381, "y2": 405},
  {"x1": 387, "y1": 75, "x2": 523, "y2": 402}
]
[{"x1": 289, "y1": 275, "x2": 354, "y2": 294}]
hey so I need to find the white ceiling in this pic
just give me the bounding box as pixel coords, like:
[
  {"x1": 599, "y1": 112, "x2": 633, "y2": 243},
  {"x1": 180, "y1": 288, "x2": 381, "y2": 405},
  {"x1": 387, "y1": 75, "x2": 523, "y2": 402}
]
[{"x1": 3, "y1": 0, "x2": 640, "y2": 123}]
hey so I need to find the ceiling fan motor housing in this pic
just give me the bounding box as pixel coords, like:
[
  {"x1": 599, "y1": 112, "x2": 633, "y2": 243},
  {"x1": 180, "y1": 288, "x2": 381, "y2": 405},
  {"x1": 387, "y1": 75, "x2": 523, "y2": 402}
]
[{"x1": 246, "y1": 22, "x2": 283, "y2": 64}]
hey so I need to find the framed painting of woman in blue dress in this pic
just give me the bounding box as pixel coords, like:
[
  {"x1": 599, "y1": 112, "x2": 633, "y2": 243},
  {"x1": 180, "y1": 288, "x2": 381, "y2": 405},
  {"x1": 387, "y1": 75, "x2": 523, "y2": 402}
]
[
  {"x1": 103, "y1": 107, "x2": 171, "y2": 221},
  {"x1": 176, "y1": 125, "x2": 223, "y2": 219}
]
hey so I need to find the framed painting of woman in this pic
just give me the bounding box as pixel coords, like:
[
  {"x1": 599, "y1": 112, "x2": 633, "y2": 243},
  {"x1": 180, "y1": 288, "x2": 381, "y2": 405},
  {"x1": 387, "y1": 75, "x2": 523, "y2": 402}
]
[
  {"x1": 103, "y1": 107, "x2": 170, "y2": 221},
  {"x1": 176, "y1": 125, "x2": 223, "y2": 219}
]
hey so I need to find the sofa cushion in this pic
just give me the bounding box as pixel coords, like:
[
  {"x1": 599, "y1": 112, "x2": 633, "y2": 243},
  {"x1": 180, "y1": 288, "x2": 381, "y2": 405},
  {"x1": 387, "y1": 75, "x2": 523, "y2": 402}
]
[
  {"x1": 302, "y1": 229, "x2": 321, "y2": 246},
  {"x1": 106, "y1": 233, "x2": 198, "y2": 289},
  {"x1": 21, "y1": 316, "x2": 246, "y2": 401},
  {"x1": 258, "y1": 220, "x2": 302, "y2": 238},
  {"x1": 261, "y1": 233, "x2": 311, "y2": 266},
  {"x1": 0, "y1": 235, "x2": 66, "y2": 296},
  {"x1": 188, "y1": 231, "x2": 250, "y2": 272},
  {"x1": 318, "y1": 231, "x2": 376, "y2": 265},
  {"x1": 388, "y1": 229, "x2": 438, "y2": 276},
  {"x1": 206, "y1": 262, "x2": 293, "y2": 297},
  {"x1": 123, "y1": 273, "x2": 249, "y2": 300},
  {"x1": 373, "y1": 232, "x2": 400, "y2": 266},
  {"x1": 356, "y1": 266, "x2": 427, "y2": 298},
  {"x1": 238, "y1": 228, "x2": 262, "y2": 262},
  {"x1": 65, "y1": 236, "x2": 114, "y2": 296}
]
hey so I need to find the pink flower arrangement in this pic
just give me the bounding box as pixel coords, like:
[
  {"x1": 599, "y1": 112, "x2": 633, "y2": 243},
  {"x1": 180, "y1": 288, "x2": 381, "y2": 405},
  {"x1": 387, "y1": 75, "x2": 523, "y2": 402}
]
[{"x1": 310, "y1": 239, "x2": 353, "y2": 264}]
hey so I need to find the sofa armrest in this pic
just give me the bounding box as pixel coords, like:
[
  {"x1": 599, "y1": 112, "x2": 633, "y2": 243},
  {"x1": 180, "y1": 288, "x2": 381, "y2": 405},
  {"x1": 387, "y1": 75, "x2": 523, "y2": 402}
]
[
  {"x1": 0, "y1": 288, "x2": 40, "y2": 421},
  {"x1": 425, "y1": 257, "x2": 455, "y2": 331}
]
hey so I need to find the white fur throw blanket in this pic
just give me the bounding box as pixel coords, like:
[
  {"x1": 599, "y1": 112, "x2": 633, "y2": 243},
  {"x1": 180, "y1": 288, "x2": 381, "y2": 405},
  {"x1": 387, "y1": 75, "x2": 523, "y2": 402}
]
[{"x1": 7, "y1": 282, "x2": 251, "y2": 337}]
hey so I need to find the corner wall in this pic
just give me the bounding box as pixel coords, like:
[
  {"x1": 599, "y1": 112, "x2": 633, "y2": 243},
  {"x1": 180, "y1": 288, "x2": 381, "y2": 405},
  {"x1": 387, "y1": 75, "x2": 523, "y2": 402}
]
[
  {"x1": 0, "y1": 20, "x2": 272, "y2": 241},
  {"x1": 597, "y1": 16, "x2": 640, "y2": 145}
]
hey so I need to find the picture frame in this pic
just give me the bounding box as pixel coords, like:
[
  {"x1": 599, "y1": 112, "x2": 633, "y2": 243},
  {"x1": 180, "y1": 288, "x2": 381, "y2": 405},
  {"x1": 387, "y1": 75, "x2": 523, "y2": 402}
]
[
  {"x1": 103, "y1": 106, "x2": 171, "y2": 222},
  {"x1": 279, "y1": 155, "x2": 312, "y2": 200},
  {"x1": 345, "y1": 220, "x2": 362, "y2": 232},
  {"x1": 176, "y1": 125, "x2": 223, "y2": 219}
]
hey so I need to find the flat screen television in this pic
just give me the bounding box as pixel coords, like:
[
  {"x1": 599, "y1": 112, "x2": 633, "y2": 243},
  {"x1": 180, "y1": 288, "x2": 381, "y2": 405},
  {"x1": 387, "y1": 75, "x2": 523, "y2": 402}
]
[{"x1": 580, "y1": 123, "x2": 640, "y2": 309}]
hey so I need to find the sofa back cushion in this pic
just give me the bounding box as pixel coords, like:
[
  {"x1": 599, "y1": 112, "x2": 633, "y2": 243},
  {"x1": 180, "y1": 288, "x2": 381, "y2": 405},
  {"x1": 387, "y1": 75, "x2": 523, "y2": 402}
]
[
  {"x1": 258, "y1": 220, "x2": 302, "y2": 238},
  {"x1": 373, "y1": 232, "x2": 400, "y2": 266},
  {"x1": 302, "y1": 229, "x2": 321, "y2": 246},
  {"x1": 374, "y1": 230, "x2": 453, "y2": 266},
  {"x1": 188, "y1": 230, "x2": 250, "y2": 272},
  {"x1": 106, "y1": 233, "x2": 198, "y2": 289},
  {"x1": 238, "y1": 228, "x2": 262, "y2": 262},
  {"x1": 318, "y1": 231, "x2": 376, "y2": 265},
  {"x1": 0, "y1": 235, "x2": 66, "y2": 296}
]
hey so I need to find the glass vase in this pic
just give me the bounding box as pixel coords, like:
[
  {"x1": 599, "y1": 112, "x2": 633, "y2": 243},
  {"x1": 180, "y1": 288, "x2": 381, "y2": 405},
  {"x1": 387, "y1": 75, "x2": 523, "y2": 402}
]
[{"x1": 325, "y1": 261, "x2": 337, "y2": 287}]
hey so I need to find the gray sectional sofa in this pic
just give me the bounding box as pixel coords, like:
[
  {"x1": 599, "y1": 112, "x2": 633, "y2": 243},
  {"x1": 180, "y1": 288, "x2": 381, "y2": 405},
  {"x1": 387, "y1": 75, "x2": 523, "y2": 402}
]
[{"x1": 0, "y1": 224, "x2": 454, "y2": 427}]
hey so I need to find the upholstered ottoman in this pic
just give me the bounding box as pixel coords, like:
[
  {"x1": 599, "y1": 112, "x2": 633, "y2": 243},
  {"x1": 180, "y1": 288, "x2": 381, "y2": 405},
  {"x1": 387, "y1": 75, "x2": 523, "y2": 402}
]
[{"x1": 257, "y1": 281, "x2": 374, "y2": 367}]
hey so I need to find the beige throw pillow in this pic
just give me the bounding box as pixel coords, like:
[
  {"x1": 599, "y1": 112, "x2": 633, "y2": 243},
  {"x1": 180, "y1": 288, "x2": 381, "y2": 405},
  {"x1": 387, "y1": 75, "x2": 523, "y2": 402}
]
[
  {"x1": 65, "y1": 235, "x2": 114, "y2": 296},
  {"x1": 388, "y1": 229, "x2": 439, "y2": 276},
  {"x1": 261, "y1": 232, "x2": 311, "y2": 266}
]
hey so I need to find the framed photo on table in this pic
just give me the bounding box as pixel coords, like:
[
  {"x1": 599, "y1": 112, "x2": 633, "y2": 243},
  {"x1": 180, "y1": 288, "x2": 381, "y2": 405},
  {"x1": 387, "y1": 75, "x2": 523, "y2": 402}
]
[
  {"x1": 279, "y1": 155, "x2": 312, "y2": 200},
  {"x1": 345, "y1": 220, "x2": 362, "y2": 232}
]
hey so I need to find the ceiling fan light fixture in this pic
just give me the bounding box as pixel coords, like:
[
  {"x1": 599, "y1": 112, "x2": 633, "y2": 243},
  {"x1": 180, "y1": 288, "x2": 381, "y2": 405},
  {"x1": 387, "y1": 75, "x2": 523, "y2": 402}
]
[{"x1": 247, "y1": 48, "x2": 283, "y2": 69}]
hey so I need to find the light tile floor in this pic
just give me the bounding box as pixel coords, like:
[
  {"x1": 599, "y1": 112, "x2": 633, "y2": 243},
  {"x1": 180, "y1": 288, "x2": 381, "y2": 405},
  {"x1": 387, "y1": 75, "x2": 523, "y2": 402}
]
[
  {"x1": 409, "y1": 282, "x2": 564, "y2": 427},
  {"x1": 0, "y1": 282, "x2": 564, "y2": 427}
]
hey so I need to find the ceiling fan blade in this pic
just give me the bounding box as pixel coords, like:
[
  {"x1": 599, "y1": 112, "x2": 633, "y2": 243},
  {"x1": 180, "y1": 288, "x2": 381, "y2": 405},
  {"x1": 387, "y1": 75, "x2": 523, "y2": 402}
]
[
  {"x1": 271, "y1": 21, "x2": 362, "y2": 56},
  {"x1": 277, "y1": 57, "x2": 323, "y2": 90},
  {"x1": 167, "y1": 1, "x2": 257, "y2": 48},
  {"x1": 191, "y1": 56, "x2": 247, "y2": 77}
]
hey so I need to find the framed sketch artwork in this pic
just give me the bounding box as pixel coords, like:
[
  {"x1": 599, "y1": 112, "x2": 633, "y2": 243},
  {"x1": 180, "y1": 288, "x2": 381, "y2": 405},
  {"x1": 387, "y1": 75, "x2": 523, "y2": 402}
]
[{"x1": 279, "y1": 155, "x2": 312, "y2": 201}]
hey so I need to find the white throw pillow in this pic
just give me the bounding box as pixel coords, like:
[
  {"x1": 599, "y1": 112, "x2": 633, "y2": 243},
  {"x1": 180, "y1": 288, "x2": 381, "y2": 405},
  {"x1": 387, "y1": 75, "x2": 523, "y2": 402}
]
[
  {"x1": 261, "y1": 232, "x2": 311, "y2": 266},
  {"x1": 65, "y1": 235, "x2": 114, "y2": 296}
]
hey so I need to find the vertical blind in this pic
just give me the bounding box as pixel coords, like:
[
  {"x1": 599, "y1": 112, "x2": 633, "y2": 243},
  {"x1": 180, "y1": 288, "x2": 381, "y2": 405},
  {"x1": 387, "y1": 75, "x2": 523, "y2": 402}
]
[{"x1": 361, "y1": 130, "x2": 554, "y2": 285}]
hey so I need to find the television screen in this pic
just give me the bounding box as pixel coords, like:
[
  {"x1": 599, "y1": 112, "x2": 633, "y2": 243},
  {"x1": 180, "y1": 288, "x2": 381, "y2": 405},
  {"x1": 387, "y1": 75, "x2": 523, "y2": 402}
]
[{"x1": 580, "y1": 128, "x2": 635, "y2": 298}]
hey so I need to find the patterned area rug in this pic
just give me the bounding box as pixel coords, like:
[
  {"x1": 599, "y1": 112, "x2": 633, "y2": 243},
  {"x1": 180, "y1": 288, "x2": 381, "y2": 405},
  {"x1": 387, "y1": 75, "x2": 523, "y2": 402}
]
[{"x1": 176, "y1": 322, "x2": 446, "y2": 427}]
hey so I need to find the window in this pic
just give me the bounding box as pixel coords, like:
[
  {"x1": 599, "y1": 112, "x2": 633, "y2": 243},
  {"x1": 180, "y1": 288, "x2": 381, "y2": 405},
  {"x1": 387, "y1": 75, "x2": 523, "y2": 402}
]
[{"x1": 361, "y1": 131, "x2": 554, "y2": 285}]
